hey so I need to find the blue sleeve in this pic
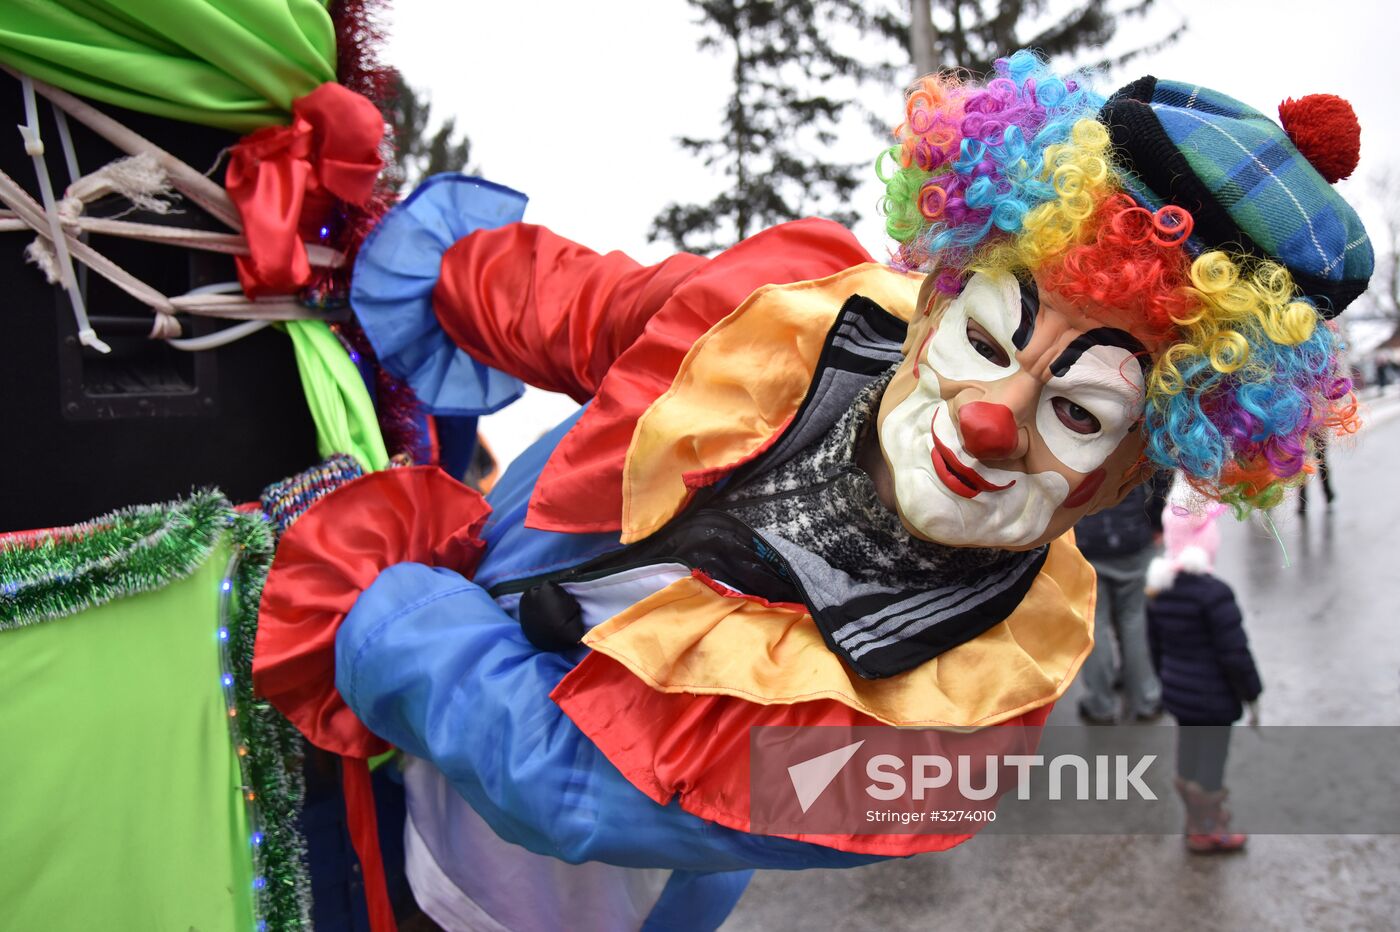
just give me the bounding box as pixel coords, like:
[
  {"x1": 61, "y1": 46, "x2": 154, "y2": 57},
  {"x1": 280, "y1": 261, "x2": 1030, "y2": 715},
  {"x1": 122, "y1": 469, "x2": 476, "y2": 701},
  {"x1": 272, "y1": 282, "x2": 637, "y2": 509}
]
[{"x1": 336, "y1": 561, "x2": 885, "y2": 872}]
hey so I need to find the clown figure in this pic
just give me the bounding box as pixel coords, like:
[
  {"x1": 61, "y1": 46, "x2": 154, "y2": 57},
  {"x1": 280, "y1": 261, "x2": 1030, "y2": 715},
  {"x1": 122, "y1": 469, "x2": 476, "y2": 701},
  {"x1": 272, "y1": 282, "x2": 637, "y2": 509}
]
[{"x1": 253, "y1": 50, "x2": 1372, "y2": 931}]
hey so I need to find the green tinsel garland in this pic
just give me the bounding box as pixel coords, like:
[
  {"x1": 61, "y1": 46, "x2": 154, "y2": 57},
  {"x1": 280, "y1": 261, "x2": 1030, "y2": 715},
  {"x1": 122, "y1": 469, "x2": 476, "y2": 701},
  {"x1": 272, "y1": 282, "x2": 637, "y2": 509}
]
[
  {"x1": 226, "y1": 510, "x2": 314, "y2": 931},
  {"x1": 0, "y1": 494, "x2": 313, "y2": 929},
  {"x1": 0, "y1": 491, "x2": 228, "y2": 630}
]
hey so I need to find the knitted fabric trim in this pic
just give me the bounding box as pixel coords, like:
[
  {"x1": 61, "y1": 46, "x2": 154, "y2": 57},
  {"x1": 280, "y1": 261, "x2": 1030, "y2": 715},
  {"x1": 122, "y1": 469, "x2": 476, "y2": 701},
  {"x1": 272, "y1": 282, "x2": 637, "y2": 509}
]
[
  {"x1": 260, "y1": 453, "x2": 366, "y2": 534},
  {"x1": 720, "y1": 369, "x2": 1020, "y2": 591}
]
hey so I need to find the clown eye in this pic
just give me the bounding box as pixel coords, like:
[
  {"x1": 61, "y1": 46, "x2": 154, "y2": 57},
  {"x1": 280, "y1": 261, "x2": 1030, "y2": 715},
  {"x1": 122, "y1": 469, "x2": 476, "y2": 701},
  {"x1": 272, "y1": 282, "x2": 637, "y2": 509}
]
[
  {"x1": 1052, "y1": 397, "x2": 1101, "y2": 435},
  {"x1": 966, "y1": 320, "x2": 1010, "y2": 367}
]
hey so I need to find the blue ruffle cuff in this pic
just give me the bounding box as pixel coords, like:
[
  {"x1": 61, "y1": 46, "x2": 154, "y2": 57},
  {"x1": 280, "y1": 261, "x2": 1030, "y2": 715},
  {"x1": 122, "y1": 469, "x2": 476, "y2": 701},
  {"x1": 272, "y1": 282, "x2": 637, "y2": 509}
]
[{"x1": 351, "y1": 174, "x2": 528, "y2": 415}]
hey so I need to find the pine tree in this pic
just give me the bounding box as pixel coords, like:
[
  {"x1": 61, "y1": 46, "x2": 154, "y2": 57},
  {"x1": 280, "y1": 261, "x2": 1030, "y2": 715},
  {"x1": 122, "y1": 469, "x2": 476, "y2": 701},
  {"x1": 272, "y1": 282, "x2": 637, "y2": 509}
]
[
  {"x1": 892, "y1": 0, "x2": 1186, "y2": 76},
  {"x1": 648, "y1": 0, "x2": 890, "y2": 255},
  {"x1": 1365, "y1": 170, "x2": 1400, "y2": 322},
  {"x1": 653, "y1": 1, "x2": 1184, "y2": 255},
  {"x1": 381, "y1": 71, "x2": 474, "y2": 194},
  {"x1": 1361, "y1": 169, "x2": 1400, "y2": 382}
]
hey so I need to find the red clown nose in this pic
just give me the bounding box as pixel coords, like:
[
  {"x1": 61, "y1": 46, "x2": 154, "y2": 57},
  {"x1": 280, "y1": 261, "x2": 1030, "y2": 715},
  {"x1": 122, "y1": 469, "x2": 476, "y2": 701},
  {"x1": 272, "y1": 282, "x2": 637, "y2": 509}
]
[{"x1": 958, "y1": 401, "x2": 1020, "y2": 460}]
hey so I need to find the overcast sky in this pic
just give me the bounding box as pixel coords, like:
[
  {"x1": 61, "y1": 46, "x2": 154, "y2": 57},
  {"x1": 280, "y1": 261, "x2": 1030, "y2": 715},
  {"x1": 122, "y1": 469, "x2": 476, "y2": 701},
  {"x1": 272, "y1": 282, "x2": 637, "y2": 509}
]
[
  {"x1": 385, "y1": 0, "x2": 1398, "y2": 257},
  {"x1": 382, "y1": 0, "x2": 1400, "y2": 461}
]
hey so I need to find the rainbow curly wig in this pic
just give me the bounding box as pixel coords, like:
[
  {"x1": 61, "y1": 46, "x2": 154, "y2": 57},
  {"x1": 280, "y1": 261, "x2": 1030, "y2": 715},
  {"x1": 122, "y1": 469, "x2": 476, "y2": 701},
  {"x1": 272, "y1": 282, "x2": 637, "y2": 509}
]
[{"x1": 877, "y1": 50, "x2": 1372, "y2": 514}]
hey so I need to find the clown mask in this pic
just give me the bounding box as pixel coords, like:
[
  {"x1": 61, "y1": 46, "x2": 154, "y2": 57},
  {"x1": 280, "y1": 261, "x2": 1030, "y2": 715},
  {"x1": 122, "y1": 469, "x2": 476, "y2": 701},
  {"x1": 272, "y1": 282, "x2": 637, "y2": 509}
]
[{"x1": 872, "y1": 270, "x2": 1155, "y2": 550}]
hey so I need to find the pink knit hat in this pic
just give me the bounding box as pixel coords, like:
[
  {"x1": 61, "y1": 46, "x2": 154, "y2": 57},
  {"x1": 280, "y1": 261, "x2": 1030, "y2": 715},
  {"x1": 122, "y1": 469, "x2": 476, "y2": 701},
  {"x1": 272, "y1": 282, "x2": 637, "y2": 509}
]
[{"x1": 1147, "y1": 498, "x2": 1226, "y2": 591}]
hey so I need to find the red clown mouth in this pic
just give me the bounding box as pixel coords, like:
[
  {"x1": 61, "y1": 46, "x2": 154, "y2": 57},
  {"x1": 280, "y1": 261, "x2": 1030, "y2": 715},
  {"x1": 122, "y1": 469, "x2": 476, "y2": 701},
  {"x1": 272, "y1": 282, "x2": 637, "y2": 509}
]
[{"x1": 930, "y1": 409, "x2": 1016, "y2": 499}]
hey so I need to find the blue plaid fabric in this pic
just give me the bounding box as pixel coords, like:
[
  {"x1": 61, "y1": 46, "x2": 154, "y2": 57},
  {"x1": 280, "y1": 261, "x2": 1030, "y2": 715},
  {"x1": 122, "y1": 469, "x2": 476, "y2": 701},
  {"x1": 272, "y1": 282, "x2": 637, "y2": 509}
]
[{"x1": 1105, "y1": 78, "x2": 1373, "y2": 315}]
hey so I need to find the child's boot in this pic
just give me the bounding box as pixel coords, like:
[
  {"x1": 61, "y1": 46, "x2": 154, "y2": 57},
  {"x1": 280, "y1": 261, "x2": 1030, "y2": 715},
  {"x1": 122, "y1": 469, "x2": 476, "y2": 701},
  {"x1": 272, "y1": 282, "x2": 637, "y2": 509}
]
[{"x1": 1175, "y1": 778, "x2": 1247, "y2": 853}]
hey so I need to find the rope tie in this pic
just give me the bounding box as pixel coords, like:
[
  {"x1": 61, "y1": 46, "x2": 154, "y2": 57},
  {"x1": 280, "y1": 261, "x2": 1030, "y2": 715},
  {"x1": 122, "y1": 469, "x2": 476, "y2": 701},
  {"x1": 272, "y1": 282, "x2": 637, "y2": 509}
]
[{"x1": 2, "y1": 68, "x2": 350, "y2": 352}]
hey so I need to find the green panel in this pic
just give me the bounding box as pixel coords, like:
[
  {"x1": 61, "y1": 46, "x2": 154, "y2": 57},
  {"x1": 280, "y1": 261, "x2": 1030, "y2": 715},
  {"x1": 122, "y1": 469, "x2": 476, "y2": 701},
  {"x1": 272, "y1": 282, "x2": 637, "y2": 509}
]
[{"x1": 0, "y1": 540, "x2": 255, "y2": 931}]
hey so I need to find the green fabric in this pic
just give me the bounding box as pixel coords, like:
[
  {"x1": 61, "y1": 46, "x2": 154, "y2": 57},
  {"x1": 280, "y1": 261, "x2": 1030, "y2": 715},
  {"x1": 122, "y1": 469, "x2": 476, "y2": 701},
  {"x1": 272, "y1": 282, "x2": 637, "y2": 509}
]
[
  {"x1": 0, "y1": 494, "x2": 312, "y2": 929},
  {"x1": 0, "y1": 540, "x2": 254, "y2": 931},
  {"x1": 0, "y1": 0, "x2": 336, "y2": 132},
  {"x1": 285, "y1": 319, "x2": 390, "y2": 472}
]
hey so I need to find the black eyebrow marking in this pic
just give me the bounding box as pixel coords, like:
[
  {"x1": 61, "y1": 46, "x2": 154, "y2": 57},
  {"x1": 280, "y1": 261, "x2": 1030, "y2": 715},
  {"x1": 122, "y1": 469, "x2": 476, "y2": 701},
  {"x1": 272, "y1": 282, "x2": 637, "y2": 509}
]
[
  {"x1": 1050, "y1": 327, "x2": 1151, "y2": 379},
  {"x1": 1013, "y1": 277, "x2": 1038, "y2": 350}
]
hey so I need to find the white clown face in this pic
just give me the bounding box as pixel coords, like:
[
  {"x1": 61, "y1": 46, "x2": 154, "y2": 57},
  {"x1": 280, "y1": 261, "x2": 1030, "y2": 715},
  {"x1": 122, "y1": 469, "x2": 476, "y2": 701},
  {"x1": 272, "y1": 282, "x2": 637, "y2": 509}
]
[{"x1": 875, "y1": 271, "x2": 1154, "y2": 550}]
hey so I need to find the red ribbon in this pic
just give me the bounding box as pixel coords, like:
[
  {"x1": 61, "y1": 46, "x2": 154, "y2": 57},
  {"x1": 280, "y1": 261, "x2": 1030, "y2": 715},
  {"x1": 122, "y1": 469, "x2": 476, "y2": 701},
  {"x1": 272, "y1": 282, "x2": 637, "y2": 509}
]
[
  {"x1": 226, "y1": 82, "x2": 385, "y2": 297},
  {"x1": 343, "y1": 758, "x2": 397, "y2": 932}
]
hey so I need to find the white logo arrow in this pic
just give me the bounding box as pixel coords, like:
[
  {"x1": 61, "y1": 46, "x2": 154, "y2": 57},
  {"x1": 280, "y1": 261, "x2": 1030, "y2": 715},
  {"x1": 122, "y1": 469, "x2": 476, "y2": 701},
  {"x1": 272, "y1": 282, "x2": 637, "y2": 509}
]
[{"x1": 787, "y1": 740, "x2": 865, "y2": 813}]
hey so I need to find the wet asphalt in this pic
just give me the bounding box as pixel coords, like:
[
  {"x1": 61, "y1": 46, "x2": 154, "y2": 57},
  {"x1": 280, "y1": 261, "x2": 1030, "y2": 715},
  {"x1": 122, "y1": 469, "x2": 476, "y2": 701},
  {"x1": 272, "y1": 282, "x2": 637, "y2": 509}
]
[{"x1": 723, "y1": 390, "x2": 1400, "y2": 932}]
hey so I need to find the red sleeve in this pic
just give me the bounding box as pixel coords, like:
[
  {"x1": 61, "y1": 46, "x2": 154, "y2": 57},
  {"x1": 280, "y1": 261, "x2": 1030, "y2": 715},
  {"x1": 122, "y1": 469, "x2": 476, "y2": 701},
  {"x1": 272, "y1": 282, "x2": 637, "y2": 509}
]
[
  {"x1": 525, "y1": 219, "x2": 876, "y2": 532},
  {"x1": 432, "y1": 223, "x2": 709, "y2": 402},
  {"x1": 431, "y1": 217, "x2": 874, "y2": 533}
]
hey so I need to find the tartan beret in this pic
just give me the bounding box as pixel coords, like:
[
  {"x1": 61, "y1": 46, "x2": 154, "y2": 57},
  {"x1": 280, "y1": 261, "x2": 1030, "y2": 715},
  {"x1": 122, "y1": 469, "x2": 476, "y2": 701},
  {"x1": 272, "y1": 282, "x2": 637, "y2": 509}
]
[{"x1": 1100, "y1": 76, "x2": 1373, "y2": 318}]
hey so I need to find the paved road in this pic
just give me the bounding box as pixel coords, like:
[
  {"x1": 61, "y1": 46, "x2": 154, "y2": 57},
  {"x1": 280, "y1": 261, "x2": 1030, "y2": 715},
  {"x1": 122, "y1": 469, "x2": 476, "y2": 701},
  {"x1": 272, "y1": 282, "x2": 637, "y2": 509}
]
[{"x1": 724, "y1": 394, "x2": 1400, "y2": 932}]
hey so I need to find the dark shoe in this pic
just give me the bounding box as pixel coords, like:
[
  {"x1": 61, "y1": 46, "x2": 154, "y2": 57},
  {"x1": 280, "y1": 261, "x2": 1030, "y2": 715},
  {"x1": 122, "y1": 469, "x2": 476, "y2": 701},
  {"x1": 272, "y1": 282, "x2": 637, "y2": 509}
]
[
  {"x1": 1135, "y1": 704, "x2": 1164, "y2": 723},
  {"x1": 1077, "y1": 701, "x2": 1118, "y2": 725}
]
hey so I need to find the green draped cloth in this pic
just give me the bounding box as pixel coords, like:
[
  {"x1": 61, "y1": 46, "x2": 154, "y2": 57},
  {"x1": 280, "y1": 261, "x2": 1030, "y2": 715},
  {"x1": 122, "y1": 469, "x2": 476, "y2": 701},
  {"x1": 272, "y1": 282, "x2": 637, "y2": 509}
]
[
  {"x1": 0, "y1": 0, "x2": 336, "y2": 131},
  {"x1": 287, "y1": 319, "x2": 390, "y2": 471}
]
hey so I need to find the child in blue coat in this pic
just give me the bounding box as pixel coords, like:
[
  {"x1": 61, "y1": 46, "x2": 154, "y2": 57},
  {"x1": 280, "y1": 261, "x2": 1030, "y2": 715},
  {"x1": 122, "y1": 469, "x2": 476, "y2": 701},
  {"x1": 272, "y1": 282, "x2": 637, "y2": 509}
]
[{"x1": 1146, "y1": 490, "x2": 1263, "y2": 853}]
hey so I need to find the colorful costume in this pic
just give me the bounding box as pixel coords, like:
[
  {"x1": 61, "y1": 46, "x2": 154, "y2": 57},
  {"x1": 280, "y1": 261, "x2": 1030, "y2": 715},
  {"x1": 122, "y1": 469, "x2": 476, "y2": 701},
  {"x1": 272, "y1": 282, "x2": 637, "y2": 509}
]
[{"x1": 251, "y1": 47, "x2": 1377, "y2": 930}]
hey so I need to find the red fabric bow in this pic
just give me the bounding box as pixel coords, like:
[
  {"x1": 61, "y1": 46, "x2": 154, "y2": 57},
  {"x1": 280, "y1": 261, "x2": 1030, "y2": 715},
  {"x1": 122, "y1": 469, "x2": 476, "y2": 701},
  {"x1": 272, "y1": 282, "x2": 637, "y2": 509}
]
[
  {"x1": 254, "y1": 466, "x2": 490, "y2": 757},
  {"x1": 254, "y1": 466, "x2": 489, "y2": 932},
  {"x1": 227, "y1": 82, "x2": 385, "y2": 297}
]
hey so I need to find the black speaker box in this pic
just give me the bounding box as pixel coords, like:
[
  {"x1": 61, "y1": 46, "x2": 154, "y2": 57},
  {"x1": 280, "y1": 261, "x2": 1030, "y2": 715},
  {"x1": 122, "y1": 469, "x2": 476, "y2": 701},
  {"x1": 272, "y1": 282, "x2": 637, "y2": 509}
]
[{"x1": 0, "y1": 77, "x2": 320, "y2": 531}]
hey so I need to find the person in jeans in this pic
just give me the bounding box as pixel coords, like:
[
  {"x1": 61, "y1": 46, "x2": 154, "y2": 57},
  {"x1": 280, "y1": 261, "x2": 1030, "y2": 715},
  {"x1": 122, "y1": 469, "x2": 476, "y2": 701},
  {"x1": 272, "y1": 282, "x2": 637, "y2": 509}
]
[{"x1": 1075, "y1": 472, "x2": 1171, "y2": 723}]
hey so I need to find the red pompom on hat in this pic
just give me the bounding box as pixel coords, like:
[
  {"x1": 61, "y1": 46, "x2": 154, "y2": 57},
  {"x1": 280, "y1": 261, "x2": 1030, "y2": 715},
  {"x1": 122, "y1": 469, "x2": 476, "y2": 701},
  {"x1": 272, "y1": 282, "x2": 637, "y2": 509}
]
[{"x1": 1278, "y1": 94, "x2": 1361, "y2": 184}]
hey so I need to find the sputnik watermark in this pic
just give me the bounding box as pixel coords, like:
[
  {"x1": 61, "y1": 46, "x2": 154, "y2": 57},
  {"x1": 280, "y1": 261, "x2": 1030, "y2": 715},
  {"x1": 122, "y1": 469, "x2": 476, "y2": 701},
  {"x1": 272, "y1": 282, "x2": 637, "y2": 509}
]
[
  {"x1": 787, "y1": 740, "x2": 1155, "y2": 816},
  {"x1": 754, "y1": 725, "x2": 1193, "y2": 836},
  {"x1": 864, "y1": 752, "x2": 1157, "y2": 802}
]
